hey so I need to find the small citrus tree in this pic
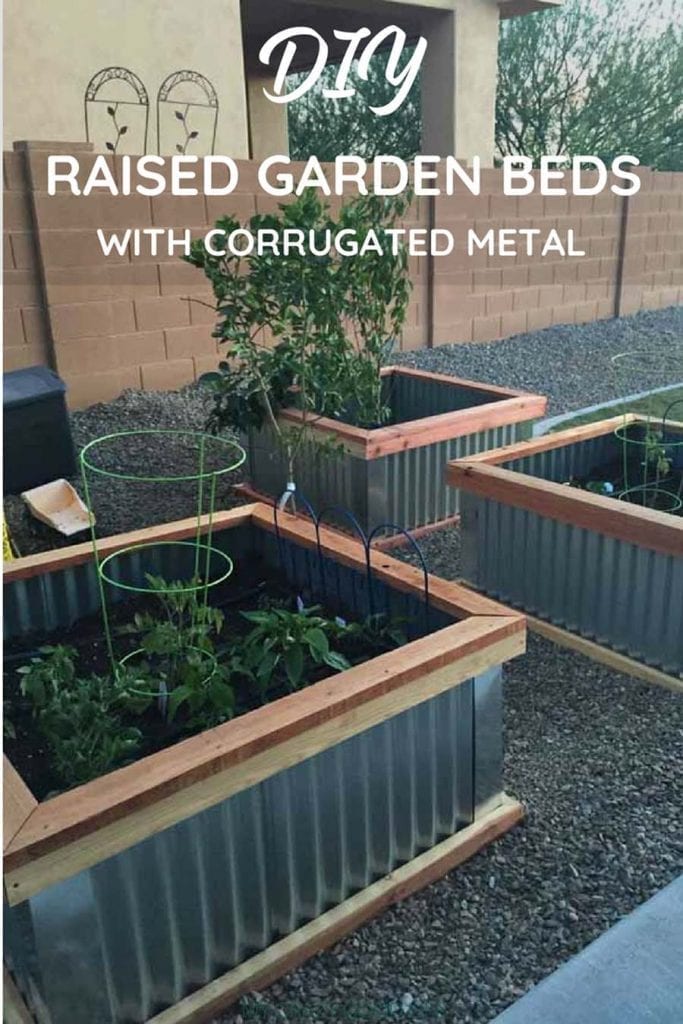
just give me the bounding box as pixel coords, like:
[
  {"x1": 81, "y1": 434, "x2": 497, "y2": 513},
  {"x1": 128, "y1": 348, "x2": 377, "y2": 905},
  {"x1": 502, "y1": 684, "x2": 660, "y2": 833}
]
[{"x1": 186, "y1": 190, "x2": 412, "y2": 490}]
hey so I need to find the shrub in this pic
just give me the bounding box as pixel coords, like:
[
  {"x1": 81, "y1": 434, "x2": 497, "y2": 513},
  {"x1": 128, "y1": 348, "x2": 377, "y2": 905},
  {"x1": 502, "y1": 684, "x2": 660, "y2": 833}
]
[{"x1": 185, "y1": 191, "x2": 412, "y2": 487}]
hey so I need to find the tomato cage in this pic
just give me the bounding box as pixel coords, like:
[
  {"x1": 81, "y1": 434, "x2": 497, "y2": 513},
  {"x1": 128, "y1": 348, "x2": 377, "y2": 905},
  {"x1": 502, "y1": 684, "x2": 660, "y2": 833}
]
[
  {"x1": 609, "y1": 350, "x2": 683, "y2": 512},
  {"x1": 79, "y1": 430, "x2": 246, "y2": 688}
]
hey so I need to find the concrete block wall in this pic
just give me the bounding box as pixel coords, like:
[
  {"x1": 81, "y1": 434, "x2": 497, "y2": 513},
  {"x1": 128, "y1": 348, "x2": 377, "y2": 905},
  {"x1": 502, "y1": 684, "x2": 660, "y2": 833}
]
[
  {"x1": 431, "y1": 170, "x2": 623, "y2": 345},
  {"x1": 2, "y1": 151, "x2": 52, "y2": 372},
  {"x1": 2, "y1": 146, "x2": 681, "y2": 409},
  {"x1": 620, "y1": 170, "x2": 683, "y2": 316}
]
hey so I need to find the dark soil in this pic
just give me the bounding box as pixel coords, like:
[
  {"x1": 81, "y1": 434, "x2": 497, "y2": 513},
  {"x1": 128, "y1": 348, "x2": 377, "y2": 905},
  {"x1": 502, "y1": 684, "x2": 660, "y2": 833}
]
[{"x1": 4, "y1": 563, "x2": 400, "y2": 800}]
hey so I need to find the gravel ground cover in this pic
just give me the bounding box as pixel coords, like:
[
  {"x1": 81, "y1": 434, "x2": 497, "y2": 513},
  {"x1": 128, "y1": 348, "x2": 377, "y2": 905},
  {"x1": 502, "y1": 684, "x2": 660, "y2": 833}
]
[
  {"x1": 4, "y1": 307, "x2": 682, "y2": 1023},
  {"x1": 4, "y1": 385, "x2": 246, "y2": 555},
  {"x1": 396, "y1": 307, "x2": 683, "y2": 416},
  {"x1": 216, "y1": 629, "x2": 682, "y2": 1024}
]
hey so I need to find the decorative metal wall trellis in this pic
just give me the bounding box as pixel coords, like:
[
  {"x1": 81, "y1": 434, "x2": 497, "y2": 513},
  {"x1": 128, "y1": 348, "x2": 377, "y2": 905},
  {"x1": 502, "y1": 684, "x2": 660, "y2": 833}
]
[
  {"x1": 157, "y1": 70, "x2": 219, "y2": 155},
  {"x1": 84, "y1": 66, "x2": 150, "y2": 154}
]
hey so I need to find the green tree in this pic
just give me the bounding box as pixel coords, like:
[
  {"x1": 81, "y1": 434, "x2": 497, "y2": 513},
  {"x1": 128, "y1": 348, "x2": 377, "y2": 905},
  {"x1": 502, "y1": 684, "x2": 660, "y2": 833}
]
[
  {"x1": 496, "y1": 0, "x2": 682, "y2": 170},
  {"x1": 287, "y1": 1, "x2": 681, "y2": 170},
  {"x1": 288, "y1": 48, "x2": 421, "y2": 162}
]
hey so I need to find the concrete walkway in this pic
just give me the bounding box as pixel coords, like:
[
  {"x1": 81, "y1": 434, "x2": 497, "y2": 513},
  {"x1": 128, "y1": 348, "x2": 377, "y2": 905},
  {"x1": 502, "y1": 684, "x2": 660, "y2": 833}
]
[{"x1": 492, "y1": 876, "x2": 683, "y2": 1024}]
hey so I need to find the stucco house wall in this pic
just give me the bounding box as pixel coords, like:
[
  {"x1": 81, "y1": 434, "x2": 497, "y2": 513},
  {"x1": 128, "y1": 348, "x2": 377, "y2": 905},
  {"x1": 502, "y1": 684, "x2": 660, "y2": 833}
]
[
  {"x1": 2, "y1": 0, "x2": 250, "y2": 157},
  {"x1": 3, "y1": 0, "x2": 560, "y2": 163}
]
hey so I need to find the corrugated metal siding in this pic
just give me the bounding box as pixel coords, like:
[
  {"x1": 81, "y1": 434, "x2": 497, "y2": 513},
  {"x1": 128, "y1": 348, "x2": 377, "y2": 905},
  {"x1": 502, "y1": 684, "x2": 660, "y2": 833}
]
[
  {"x1": 389, "y1": 373, "x2": 509, "y2": 419},
  {"x1": 460, "y1": 494, "x2": 683, "y2": 676},
  {"x1": 3, "y1": 524, "x2": 253, "y2": 640},
  {"x1": 250, "y1": 421, "x2": 531, "y2": 534},
  {"x1": 4, "y1": 521, "x2": 447, "y2": 644},
  {"x1": 7, "y1": 674, "x2": 501, "y2": 1024},
  {"x1": 5, "y1": 513, "x2": 508, "y2": 1023},
  {"x1": 368, "y1": 424, "x2": 525, "y2": 529},
  {"x1": 503, "y1": 432, "x2": 621, "y2": 482}
]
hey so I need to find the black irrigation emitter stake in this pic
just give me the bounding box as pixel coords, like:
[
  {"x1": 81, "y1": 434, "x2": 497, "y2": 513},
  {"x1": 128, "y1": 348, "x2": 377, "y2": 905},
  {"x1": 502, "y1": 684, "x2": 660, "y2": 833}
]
[
  {"x1": 315, "y1": 505, "x2": 370, "y2": 611},
  {"x1": 273, "y1": 497, "x2": 431, "y2": 635},
  {"x1": 367, "y1": 524, "x2": 431, "y2": 635}
]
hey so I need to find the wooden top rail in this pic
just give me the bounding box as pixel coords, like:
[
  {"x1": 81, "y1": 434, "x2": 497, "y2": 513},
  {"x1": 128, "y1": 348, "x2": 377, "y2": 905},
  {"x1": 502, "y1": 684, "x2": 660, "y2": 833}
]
[
  {"x1": 447, "y1": 445, "x2": 683, "y2": 560},
  {"x1": 4, "y1": 503, "x2": 526, "y2": 905},
  {"x1": 452, "y1": 412, "x2": 640, "y2": 465},
  {"x1": 277, "y1": 367, "x2": 547, "y2": 459}
]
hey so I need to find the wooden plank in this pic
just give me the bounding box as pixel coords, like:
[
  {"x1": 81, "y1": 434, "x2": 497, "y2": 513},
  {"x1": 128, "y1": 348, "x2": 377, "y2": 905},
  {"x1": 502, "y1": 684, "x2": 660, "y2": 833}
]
[
  {"x1": 3, "y1": 967, "x2": 35, "y2": 1024},
  {"x1": 3, "y1": 505, "x2": 256, "y2": 582},
  {"x1": 526, "y1": 616, "x2": 683, "y2": 694},
  {"x1": 372, "y1": 514, "x2": 461, "y2": 551},
  {"x1": 454, "y1": 413, "x2": 638, "y2": 465},
  {"x1": 455, "y1": 579, "x2": 682, "y2": 693},
  {"x1": 277, "y1": 368, "x2": 547, "y2": 460},
  {"x1": 364, "y1": 393, "x2": 548, "y2": 459},
  {"x1": 236, "y1": 485, "x2": 461, "y2": 554},
  {"x1": 252, "y1": 504, "x2": 517, "y2": 619},
  {"x1": 447, "y1": 461, "x2": 682, "y2": 557},
  {"x1": 5, "y1": 496, "x2": 518, "y2": 622},
  {"x1": 146, "y1": 795, "x2": 524, "y2": 1024},
  {"x1": 281, "y1": 395, "x2": 547, "y2": 459},
  {"x1": 277, "y1": 408, "x2": 369, "y2": 458},
  {"x1": 3, "y1": 756, "x2": 38, "y2": 850},
  {"x1": 5, "y1": 619, "x2": 525, "y2": 904}
]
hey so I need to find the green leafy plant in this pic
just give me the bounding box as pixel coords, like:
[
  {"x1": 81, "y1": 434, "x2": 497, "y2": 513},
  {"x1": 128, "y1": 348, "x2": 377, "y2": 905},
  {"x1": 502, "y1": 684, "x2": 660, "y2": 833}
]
[
  {"x1": 186, "y1": 190, "x2": 412, "y2": 488},
  {"x1": 236, "y1": 601, "x2": 352, "y2": 694},
  {"x1": 18, "y1": 646, "x2": 141, "y2": 788},
  {"x1": 128, "y1": 575, "x2": 234, "y2": 727},
  {"x1": 350, "y1": 612, "x2": 408, "y2": 654},
  {"x1": 642, "y1": 427, "x2": 673, "y2": 480}
]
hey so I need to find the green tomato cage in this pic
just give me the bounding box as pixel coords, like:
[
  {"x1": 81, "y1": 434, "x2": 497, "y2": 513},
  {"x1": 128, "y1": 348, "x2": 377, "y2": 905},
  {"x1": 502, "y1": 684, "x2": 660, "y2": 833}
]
[
  {"x1": 609, "y1": 351, "x2": 683, "y2": 512},
  {"x1": 79, "y1": 429, "x2": 246, "y2": 680}
]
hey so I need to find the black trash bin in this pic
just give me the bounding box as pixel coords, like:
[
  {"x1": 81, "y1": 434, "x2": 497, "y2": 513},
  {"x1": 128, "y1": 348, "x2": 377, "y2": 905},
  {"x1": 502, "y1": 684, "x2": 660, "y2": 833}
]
[{"x1": 3, "y1": 366, "x2": 76, "y2": 494}]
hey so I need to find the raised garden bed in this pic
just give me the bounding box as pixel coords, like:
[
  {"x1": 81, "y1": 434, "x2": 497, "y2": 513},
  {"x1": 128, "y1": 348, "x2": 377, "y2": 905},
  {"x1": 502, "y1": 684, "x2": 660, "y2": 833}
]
[
  {"x1": 247, "y1": 366, "x2": 547, "y2": 534},
  {"x1": 3, "y1": 503, "x2": 525, "y2": 1024},
  {"x1": 448, "y1": 414, "x2": 683, "y2": 680}
]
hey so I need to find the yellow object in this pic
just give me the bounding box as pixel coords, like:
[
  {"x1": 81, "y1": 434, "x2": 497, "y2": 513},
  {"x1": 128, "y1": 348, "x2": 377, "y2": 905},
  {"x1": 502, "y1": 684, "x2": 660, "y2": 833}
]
[{"x1": 3, "y1": 519, "x2": 16, "y2": 561}]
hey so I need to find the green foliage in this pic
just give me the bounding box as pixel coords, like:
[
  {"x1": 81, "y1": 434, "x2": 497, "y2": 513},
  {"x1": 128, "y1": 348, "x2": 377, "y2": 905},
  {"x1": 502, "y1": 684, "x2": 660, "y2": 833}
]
[
  {"x1": 350, "y1": 613, "x2": 408, "y2": 654},
  {"x1": 288, "y1": 49, "x2": 422, "y2": 162},
  {"x1": 236, "y1": 602, "x2": 352, "y2": 693},
  {"x1": 286, "y1": 1, "x2": 681, "y2": 171},
  {"x1": 18, "y1": 646, "x2": 141, "y2": 788},
  {"x1": 497, "y1": 0, "x2": 682, "y2": 169},
  {"x1": 186, "y1": 190, "x2": 412, "y2": 481},
  {"x1": 13, "y1": 582, "x2": 407, "y2": 791},
  {"x1": 642, "y1": 428, "x2": 673, "y2": 479},
  {"x1": 128, "y1": 575, "x2": 234, "y2": 727}
]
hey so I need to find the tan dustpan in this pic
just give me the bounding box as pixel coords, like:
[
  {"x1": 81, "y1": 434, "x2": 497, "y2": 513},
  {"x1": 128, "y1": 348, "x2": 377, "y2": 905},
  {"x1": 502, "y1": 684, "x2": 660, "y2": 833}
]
[{"x1": 21, "y1": 479, "x2": 94, "y2": 536}]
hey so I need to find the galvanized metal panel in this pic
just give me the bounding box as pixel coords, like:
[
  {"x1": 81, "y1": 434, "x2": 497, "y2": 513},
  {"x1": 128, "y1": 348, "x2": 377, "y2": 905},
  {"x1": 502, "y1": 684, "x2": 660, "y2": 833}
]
[
  {"x1": 251, "y1": 421, "x2": 528, "y2": 534},
  {"x1": 7, "y1": 671, "x2": 503, "y2": 1024},
  {"x1": 389, "y1": 372, "x2": 510, "y2": 420},
  {"x1": 3, "y1": 522, "x2": 253, "y2": 640},
  {"x1": 461, "y1": 491, "x2": 683, "y2": 675},
  {"x1": 4, "y1": 519, "x2": 446, "y2": 646},
  {"x1": 5, "y1": 509, "x2": 509, "y2": 1023}
]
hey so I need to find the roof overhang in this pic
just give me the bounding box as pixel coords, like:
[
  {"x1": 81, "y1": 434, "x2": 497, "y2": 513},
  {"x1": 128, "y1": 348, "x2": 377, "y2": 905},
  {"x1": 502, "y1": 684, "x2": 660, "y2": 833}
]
[
  {"x1": 241, "y1": 0, "x2": 564, "y2": 73},
  {"x1": 499, "y1": 0, "x2": 563, "y2": 19}
]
